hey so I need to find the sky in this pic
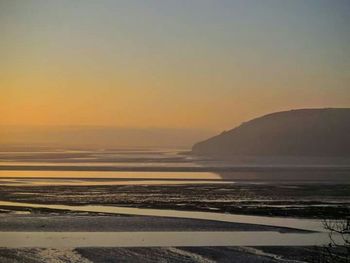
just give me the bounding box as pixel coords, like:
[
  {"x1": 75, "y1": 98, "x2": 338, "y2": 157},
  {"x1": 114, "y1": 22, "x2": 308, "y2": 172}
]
[{"x1": 1, "y1": 0, "x2": 349, "y2": 132}]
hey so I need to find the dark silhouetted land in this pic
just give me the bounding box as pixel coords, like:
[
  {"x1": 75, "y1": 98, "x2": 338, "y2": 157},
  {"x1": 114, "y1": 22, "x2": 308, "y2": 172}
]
[{"x1": 192, "y1": 108, "x2": 350, "y2": 157}]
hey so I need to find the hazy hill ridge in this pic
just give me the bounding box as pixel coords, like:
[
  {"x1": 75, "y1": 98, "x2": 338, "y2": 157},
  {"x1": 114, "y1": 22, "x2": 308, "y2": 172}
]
[{"x1": 192, "y1": 108, "x2": 350, "y2": 157}]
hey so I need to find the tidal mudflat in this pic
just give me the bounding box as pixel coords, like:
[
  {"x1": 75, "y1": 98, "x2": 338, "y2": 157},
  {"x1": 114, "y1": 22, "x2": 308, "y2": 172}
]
[
  {"x1": 0, "y1": 180, "x2": 348, "y2": 219},
  {"x1": 0, "y1": 149, "x2": 349, "y2": 262},
  {"x1": 1, "y1": 246, "x2": 342, "y2": 263}
]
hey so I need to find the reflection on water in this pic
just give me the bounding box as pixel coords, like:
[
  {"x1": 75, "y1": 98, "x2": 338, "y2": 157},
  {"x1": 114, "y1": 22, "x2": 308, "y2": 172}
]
[
  {"x1": 0, "y1": 201, "x2": 323, "y2": 232},
  {"x1": 1, "y1": 170, "x2": 349, "y2": 185},
  {"x1": 0, "y1": 231, "x2": 340, "y2": 247},
  {"x1": 0, "y1": 149, "x2": 347, "y2": 249},
  {"x1": 1, "y1": 148, "x2": 350, "y2": 184},
  {"x1": 0, "y1": 171, "x2": 221, "y2": 179},
  {"x1": 0, "y1": 178, "x2": 232, "y2": 186},
  {"x1": 0, "y1": 161, "x2": 200, "y2": 167},
  {"x1": 0, "y1": 170, "x2": 231, "y2": 185}
]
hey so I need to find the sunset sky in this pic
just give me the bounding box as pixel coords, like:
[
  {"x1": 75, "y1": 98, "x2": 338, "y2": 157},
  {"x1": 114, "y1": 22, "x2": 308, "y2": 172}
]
[{"x1": 1, "y1": 0, "x2": 349, "y2": 131}]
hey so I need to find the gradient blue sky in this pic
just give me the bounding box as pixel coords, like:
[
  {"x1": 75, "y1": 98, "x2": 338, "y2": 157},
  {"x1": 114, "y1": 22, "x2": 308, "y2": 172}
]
[{"x1": 1, "y1": 0, "x2": 349, "y2": 130}]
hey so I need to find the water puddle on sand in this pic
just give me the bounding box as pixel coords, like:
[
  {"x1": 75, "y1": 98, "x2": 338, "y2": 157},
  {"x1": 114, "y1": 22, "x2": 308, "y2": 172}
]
[
  {"x1": 0, "y1": 201, "x2": 323, "y2": 232},
  {"x1": 0, "y1": 161, "x2": 199, "y2": 167},
  {"x1": 0, "y1": 178, "x2": 233, "y2": 186},
  {"x1": 0, "y1": 171, "x2": 220, "y2": 179},
  {"x1": 0, "y1": 171, "x2": 228, "y2": 186},
  {"x1": 0, "y1": 231, "x2": 338, "y2": 247}
]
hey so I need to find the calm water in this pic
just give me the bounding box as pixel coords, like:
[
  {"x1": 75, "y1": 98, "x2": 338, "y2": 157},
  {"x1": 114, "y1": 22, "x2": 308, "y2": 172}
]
[
  {"x1": 0, "y1": 149, "x2": 348, "y2": 248},
  {"x1": 0, "y1": 200, "x2": 333, "y2": 247},
  {"x1": 1, "y1": 149, "x2": 349, "y2": 183},
  {"x1": 0, "y1": 231, "x2": 339, "y2": 247},
  {"x1": 0, "y1": 170, "x2": 220, "y2": 179},
  {"x1": 0, "y1": 201, "x2": 324, "y2": 232}
]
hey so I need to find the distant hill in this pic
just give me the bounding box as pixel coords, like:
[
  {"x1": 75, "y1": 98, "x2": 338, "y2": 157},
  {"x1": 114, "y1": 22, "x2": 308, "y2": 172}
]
[{"x1": 192, "y1": 108, "x2": 350, "y2": 157}]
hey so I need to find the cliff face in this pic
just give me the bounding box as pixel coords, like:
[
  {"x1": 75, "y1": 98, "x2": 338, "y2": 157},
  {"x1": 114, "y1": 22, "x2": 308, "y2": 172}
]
[{"x1": 192, "y1": 108, "x2": 350, "y2": 157}]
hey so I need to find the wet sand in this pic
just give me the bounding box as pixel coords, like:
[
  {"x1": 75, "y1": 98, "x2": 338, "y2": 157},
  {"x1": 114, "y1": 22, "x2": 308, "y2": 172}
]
[
  {"x1": 0, "y1": 246, "x2": 342, "y2": 263},
  {"x1": 0, "y1": 182, "x2": 348, "y2": 219},
  {"x1": 0, "y1": 149, "x2": 349, "y2": 261},
  {"x1": 0, "y1": 247, "x2": 291, "y2": 263},
  {"x1": 0, "y1": 214, "x2": 300, "y2": 232},
  {"x1": 0, "y1": 182, "x2": 347, "y2": 261}
]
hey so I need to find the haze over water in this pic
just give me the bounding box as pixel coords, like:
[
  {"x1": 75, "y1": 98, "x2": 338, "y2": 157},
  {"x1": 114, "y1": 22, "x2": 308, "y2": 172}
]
[
  {"x1": 1, "y1": 1, "x2": 349, "y2": 150},
  {"x1": 0, "y1": 2, "x2": 349, "y2": 261}
]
